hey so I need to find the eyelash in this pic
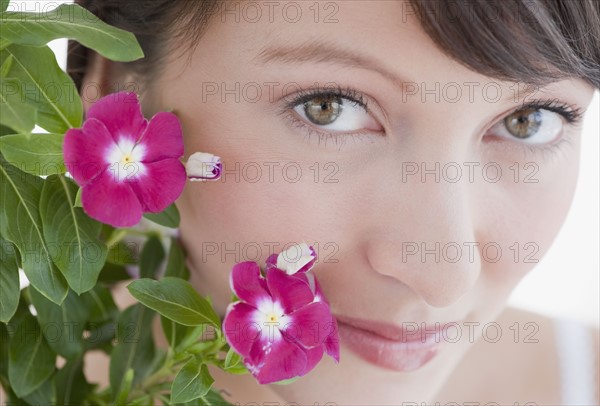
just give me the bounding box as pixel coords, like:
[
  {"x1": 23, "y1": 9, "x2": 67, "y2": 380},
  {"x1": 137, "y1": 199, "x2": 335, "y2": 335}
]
[
  {"x1": 493, "y1": 98, "x2": 583, "y2": 160},
  {"x1": 280, "y1": 86, "x2": 584, "y2": 155},
  {"x1": 516, "y1": 98, "x2": 583, "y2": 125},
  {"x1": 279, "y1": 85, "x2": 376, "y2": 148}
]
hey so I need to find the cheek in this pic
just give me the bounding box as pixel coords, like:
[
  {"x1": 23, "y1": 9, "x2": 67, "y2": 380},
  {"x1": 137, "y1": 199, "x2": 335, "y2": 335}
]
[
  {"x1": 177, "y1": 171, "x2": 351, "y2": 316},
  {"x1": 479, "y1": 143, "x2": 581, "y2": 293}
]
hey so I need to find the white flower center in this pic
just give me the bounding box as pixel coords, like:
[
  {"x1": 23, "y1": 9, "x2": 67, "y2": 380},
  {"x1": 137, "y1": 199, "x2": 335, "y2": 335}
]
[
  {"x1": 255, "y1": 299, "x2": 285, "y2": 326},
  {"x1": 106, "y1": 138, "x2": 146, "y2": 182}
]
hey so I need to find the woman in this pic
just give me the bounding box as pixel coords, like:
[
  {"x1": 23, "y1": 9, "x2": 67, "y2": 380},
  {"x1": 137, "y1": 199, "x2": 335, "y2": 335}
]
[{"x1": 69, "y1": 0, "x2": 600, "y2": 404}]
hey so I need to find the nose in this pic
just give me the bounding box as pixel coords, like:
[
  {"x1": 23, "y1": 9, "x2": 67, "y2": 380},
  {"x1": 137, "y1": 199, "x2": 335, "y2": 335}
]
[{"x1": 365, "y1": 171, "x2": 481, "y2": 308}]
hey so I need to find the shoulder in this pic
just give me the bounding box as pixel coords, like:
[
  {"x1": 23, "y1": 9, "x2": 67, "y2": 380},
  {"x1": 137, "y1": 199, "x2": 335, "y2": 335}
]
[{"x1": 435, "y1": 306, "x2": 599, "y2": 404}]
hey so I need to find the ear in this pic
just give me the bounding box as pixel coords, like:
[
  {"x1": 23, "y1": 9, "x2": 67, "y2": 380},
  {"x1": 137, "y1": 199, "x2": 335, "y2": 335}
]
[{"x1": 79, "y1": 52, "x2": 115, "y2": 113}]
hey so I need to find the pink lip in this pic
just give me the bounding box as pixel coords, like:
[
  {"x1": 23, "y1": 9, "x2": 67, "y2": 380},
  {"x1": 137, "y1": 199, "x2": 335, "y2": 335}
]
[{"x1": 335, "y1": 315, "x2": 454, "y2": 372}]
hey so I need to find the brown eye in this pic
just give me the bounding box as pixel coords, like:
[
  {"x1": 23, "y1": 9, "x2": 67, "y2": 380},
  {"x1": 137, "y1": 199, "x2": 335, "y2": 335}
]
[
  {"x1": 304, "y1": 95, "x2": 342, "y2": 125},
  {"x1": 290, "y1": 90, "x2": 382, "y2": 134},
  {"x1": 503, "y1": 108, "x2": 543, "y2": 139},
  {"x1": 491, "y1": 107, "x2": 564, "y2": 146}
]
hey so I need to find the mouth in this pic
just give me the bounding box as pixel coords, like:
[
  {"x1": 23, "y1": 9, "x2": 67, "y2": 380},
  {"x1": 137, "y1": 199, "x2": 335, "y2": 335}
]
[{"x1": 334, "y1": 314, "x2": 457, "y2": 371}]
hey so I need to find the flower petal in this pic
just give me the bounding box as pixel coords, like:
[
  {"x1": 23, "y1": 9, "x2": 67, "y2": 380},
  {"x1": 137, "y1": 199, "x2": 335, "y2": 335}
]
[
  {"x1": 127, "y1": 158, "x2": 186, "y2": 213},
  {"x1": 266, "y1": 267, "x2": 313, "y2": 314},
  {"x1": 265, "y1": 253, "x2": 278, "y2": 269},
  {"x1": 301, "y1": 346, "x2": 324, "y2": 376},
  {"x1": 86, "y1": 91, "x2": 147, "y2": 144},
  {"x1": 247, "y1": 331, "x2": 308, "y2": 384},
  {"x1": 186, "y1": 152, "x2": 222, "y2": 181},
  {"x1": 282, "y1": 302, "x2": 333, "y2": 349},
  {"x1": 297, "y1": 245, "x2": 317, "y2": 273},
  {"x1": 138, "y1": 112, "x2": 184, "y2": 162},
  {"x1": 310, "y1": 274, "x2": 329, "y2": 304},
  {"x1": 308, "y1": 277, "x2": 340, "y2": 362},
  {"x1": 230, "y1": 262, "x2": 270, "y2": 306},
  {"x1": 223, "y1": 302, "x2": 262, "y2": 358},
  {"x1": 324, "y1": 317, "x2": 340, "y2": 363},
  {"x1": 63, "y1": 118, "x2": 115, "y2": 185},
  {"x1": 81, "y1": 169, "x2": 142, "y2": 227},
  {"x1": 276, "y1": 243, "x2": 316, "y2": 275}
]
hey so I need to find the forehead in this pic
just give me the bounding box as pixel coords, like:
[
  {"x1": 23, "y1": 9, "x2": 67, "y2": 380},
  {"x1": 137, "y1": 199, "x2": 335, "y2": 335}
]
[
  {"x1": 204, "y1": 0, "x2": 459, "y2": 77},
  {"x1": 163, "y1": 0, "x2": 594, "y2": 110},
  {"x1": 174, "y1": 0, "x2": 494, "y2": 91}
]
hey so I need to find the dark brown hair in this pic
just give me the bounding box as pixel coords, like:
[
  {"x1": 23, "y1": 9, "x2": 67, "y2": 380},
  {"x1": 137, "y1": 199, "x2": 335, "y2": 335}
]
[{"x1": 68, "y1": 0, "x2": 600, "y2": 93}]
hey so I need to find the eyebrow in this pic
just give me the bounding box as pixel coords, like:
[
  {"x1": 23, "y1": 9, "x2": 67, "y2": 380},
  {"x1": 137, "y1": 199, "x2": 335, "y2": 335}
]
[
  {"x1": 253, "y1": 40, "x2": 539, "y2": 102},
  {"x1": 253, "y1": 40, "x2": 411, "y2": 91}
]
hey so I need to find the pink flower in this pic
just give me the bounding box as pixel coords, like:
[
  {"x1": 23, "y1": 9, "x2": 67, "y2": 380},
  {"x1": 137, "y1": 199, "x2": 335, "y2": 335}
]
[
  {"x1": 223, "y1": 244, "x2": 339, "y2": 384},
  {"x1": 63, "y1": 91, "x2": 186, "y2": 227}
]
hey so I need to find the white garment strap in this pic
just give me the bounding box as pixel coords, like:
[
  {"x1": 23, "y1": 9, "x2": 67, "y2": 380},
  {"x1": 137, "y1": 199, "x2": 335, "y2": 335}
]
[{"x1": 553, "y1": 317, "x2": 598, "y2": 406}]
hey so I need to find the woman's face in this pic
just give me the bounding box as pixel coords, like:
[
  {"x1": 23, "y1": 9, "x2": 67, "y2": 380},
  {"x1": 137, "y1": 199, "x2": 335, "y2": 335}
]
[{"x1": 148, "y1": 1, "x2": 595, "y2": 403}]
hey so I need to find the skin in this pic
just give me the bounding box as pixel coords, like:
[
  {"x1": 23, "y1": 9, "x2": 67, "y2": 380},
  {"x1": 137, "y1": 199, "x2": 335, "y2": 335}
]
[{"x1": 82, "y1": 1, "x2": 597, "y2": 404}]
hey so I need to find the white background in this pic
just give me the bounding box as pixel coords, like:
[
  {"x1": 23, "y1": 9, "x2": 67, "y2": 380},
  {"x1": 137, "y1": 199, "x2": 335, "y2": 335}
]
[{"x1": 11, "y1": 0, "x2": 599, "y2": 327}]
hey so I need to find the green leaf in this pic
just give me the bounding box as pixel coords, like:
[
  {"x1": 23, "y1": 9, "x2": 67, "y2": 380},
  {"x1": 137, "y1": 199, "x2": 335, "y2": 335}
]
[
  {"x1": 1, "y1": 4, "x2": 144, "y2": 62},
  {"x1": 139, "y1": 235, "x2": 165, "y2": 279},
  {"x1": 39, "y1": 175, "x2": 107, "y2": 293},
  {"x1": 127, "y1": 277, "x2": 220, "y2": 328},
  {"x1": 96, "y1": 261, "x2": 132, "y2": 283},
  {"x1": 222, "y1": 347, "x2": 247, "y2": 375},
  {"x1": 165, "y1": 237, "x2": 189, "y2": 279},
  {"x1": 29, "y1": 286, "x2": 89, "y2": 359},
  {"x1": 272, "y1": 376, "x2": 300, "y2": 385},
  {"x1": 143, "y1": 203, "x2": 180, "y2": 228},
  {"x1": 171, "y1": 360, "x2": 214, "y2": 404},
  {"x1": 0, "y1": 78, "x2": 37, "y2": 133},
  {"x1": 109, "y1": 304, "x2": 156, "y2": 398},
  {"x1": 0, "y1": 45, "x2": 82, "y2": 132},
  {"x1": 175, "y1": 389, "x2": 236, "y2": 406},
  {"x1": 73, "y1": 186, "x2": 82, "y2": 207},
  {"x1": 224, "y1": 347, "x2": 242, "y2": 369},
  {"x1": 54, "y1": 358, "x2": 95, "y2": 406},
  {"x1": 0, "y1": 54, "x2": 12, "y2": 76},
  {"x1": 115, "y1": 368, "x2": 134, "y2": 405},
  {"x1": 0, "y1": 236, "x2": 20, "y2": 322},
  {"x1": 0, "y1": 38, "x2": 10, "y2": 51},
  {"x1": 0, "y1": 160, "x2": 68, "y2": 304},
  {"x1": 0, "y1": 123, "x2": 13, "y2": 136},
  {"x1": 23, "y1": 375, "x2": 56, "y2": 405},
  {"x1": 84, "y1": 285, "x2": 118, "y2": 325},
  {"x1": 0, "y1": 323, "x2": 9, "y2": 377},
  {"x1": 107, "y1": 240, "x2": 139, "y2": 265},
  {"x1": 0, "y1": 133, "x2": 65, "y2": 176},
  {"x1": 201, "y1": 389, "x2": 236, "y2": 406},
  {"x1": 2, "y1": 291, "x2": 29, "y2": 341},
  {"x1": 129, "y1": 395, "x2": 153, "y2": 406},
  {"x1": 82, "y1": 321, "x2": 116, "y2": 353},
  {"x1": 161, "y1": 316, "x2": 204, "y2": 353},
  {"x1": 8, "y1": 314, "x2": 56, "y2": 397}
]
